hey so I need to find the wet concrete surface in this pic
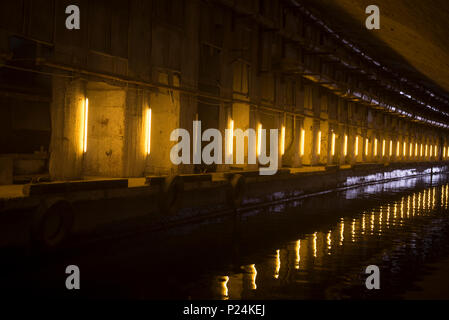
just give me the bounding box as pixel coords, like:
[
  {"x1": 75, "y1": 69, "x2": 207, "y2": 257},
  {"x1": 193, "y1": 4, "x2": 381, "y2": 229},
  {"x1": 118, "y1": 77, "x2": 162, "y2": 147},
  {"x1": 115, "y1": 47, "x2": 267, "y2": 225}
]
[{"x1": 1, "y1": 173, "x2": 449, "y2": 299}]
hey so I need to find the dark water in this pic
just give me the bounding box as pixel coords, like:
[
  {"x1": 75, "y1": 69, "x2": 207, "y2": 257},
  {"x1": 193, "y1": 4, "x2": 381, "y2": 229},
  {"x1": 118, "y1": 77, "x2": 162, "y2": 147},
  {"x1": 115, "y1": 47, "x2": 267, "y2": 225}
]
[{"x1": 3, "y1": 173, "x2": 449, "y2": 299}]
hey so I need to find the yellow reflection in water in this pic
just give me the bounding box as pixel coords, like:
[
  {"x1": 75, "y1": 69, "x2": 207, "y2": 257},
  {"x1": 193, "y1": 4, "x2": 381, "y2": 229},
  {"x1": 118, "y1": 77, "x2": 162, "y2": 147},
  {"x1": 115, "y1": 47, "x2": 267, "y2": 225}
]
[
  {"x1": 340, "y1": 219, "x2": 344, "y2": 245},
  {"x1": 400, "y1": 199, "x2": 404, "y2": 219},
  {"x1": 378, "y1": 209, "x2": 382, "y2": 234},
  {"x1": 371, "y1": 211, "x2": 375, "y2": 234},
  {"x1": 406, "y1": 196, "x2": 409, "y2": 218},
  {"x1": 362, "y1": 214, "x2": 366, "y2": 235},
  {"x1": 432, "y1": 187, "x2": 437, "y2": 209},
  {"x1": 222, "y1": 276, "x2": 229, "y2": 300},
  {"x1": 250, "y1": 264, "x2": 257, "y2": 290},
  {"x1": 352, "y1": 219, "x2": 356, "y2": 241},
  {"x1": 445, "y1": 185, "x2": 449, "y2": 208},
  {"x1": 327, "y1": 231, "x2": 332, "y2": 253},
  {"x1": 393, "y1": 203, "x2": 397, "y2": 226},
  {"x1": 274, "y1": 250, "x2": 280, "y2": 279},
  {"x1": 413, "y1": 193, "x2": 416, "y2": 217},
  {"x1": 418, "y1": 192, "x2": 421, "y2": 211},
  {"x1": 386, "y1": 204, "x2": 390, "y2": 227},
  {"x1": 313, "y1": 232, "x2": 317, "y2": 258},
  {"x1": 423, "y1": 190, "x2": 427, "y2": 211},
  {"x1": 295, "y1": 240, "x2": 301, "y2": 269}
]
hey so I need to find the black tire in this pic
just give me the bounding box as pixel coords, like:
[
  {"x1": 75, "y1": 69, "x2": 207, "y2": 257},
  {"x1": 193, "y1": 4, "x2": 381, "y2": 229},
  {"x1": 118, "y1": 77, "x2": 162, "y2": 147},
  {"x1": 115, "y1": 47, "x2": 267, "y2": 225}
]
[
  {"x1": 160, "y1": 175, "x2": 183, "y2": 215},
  {"x1": 228, "y1": 174, "x2": 245, "y2": 209},
  {"x1": 31, "y1": 198, "x2": 74, "y2": 249}
]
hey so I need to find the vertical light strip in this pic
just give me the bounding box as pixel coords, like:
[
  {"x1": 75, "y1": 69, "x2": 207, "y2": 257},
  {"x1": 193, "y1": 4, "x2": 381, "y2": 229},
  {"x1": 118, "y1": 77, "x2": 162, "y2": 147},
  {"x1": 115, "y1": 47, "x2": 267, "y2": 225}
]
[
  {"x1": 410, "y1": 143, "x2": 413, "y2": 157},
  {"x1": 389, "y1": 140, "x2": 392, "y2": 156},
  {"x1": 257, "y1": 123, "x2": 262, "y2": 156},
  {"x1": 300, "y1": 129, "x2": 305, "y2": 156},
  {"x1": 374, "y1": 138, "x2": 378, "y2": 156},
  {"x1": 365, "y1": 138, "x2": 369, "y2": 156},
  {"x1": 331, "y1": 133, "x2": 336, "y2": 156},
  {"x1": 355, "y1": 136, "x2": 359, "y2": 156},
  {"x1": 382, "y1": 139, "x2": 385, "y2": 157},
  {"x1": 146, "y1": 108, "x2": 152, "y2": 155},
  {"x1": 420, "y1": 144, "x2": 423, "y2": 157},
  {"x1": 403, "y1": 141, "x2": 406, "y2": 157},
  {"x1": 430, "y1": 145, "x2": 433, "y2": 157},
  {"x1": 344, "y1": 134, "x2": 348, "y2": 156},
  {"x1": 415, "y1": 143, "x2": 418, "y2": 157},
  {"x1": 317, "y1": 131, "x2": 321, "y2": 155},
  {"x1": 425, "y1": 144, "x2": 428, "y2": 157},
  {"x1": 444, "y1": 146, "x2": 446, "y2": 158},
  {"x1": 281, "y1": 126, "x2": 285, "y2": 155},
  {"x1": 228, "y1": 119, "x2": 234, "y2": 156},
  {"x1": 435, "y1": 145, "x2": 438, "y2": 157},
  {"x1": 83, "y1": 98, "x2": 89, "y2": 153},
  {"x1": 396, "y1": 141, "x2": 400, "y2": 157}
]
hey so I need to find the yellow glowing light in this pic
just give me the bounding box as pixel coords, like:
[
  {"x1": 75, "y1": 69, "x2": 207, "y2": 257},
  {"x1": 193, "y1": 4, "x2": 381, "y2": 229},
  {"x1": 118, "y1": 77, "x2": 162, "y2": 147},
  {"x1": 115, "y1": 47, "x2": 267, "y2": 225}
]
[
  {"x1": 257, "y1": 124, "x2": 262, "y2": 156},
  {"x1": 430, "y1": 145, "x2": 433, "y2": 157},
  {"x1": 396, "y1": 141, "x2": 400, "y2": 157},
  {"x1": 313, "y1": 232, "x2": 317, "y2": 258},
  {"x1": 331, "y1": 133, "x2": 336, "y2": 156},
  {"x1": 228, "y1": 119, "x2": 234, "y2": 156},
  {"x1": 300, "y1": 129, "x2": 305, "y2": 156},
  {"x1": 444, "y1": 146, "x2": 446, "y2": 158},
  {"x1": 420, "y1": 144, "x2": 423, "y2": 157},
  {"x1": 425, "y1": 144, "x2": 428, "y2": 157},
  {"x1": 365, "y1": 138, "x2": 369, "y2": 156},
  {"x1": 355, "y1": 136, "x2": 359, "y2": 156},
  {"x1": 403, "y1": 141, "x2": 406, "y2": 157},
  {"x1": 389, "y1": 140, "x2": 393, "y2": 157},
  {"x1": 146, "y1": 108, "x2": 152, "y2": 155},
  {"x1": 327, "y1": 231, "x2": 332, "y2": 252},
  {"x1": 435, "y1": 145, "x2": 437, "y2": 157},
  {"x1": 83, "y1": 98, "x2": 89, "y2": 153},
  {"x1": 280, "y1": 126, "x2": 285, "y2": 155},
  {"x1": 317, "y1": 131, "x2": 321, "y2": 155},
  {"x1": 415, "y1": 143, "x2": 418, "y2": 156},
  {"x1": 410, "y1": 143, "x2": 413, "y2": 157},
  {"x1": 382, "y1": 139, "x2": 385, "y2": 157},
  {"x1": 374, "y1": 138, "x2": 378, "y2": 156},
  {"x1": 344, "y1": 134, "x2": 348, "y2": 156}
]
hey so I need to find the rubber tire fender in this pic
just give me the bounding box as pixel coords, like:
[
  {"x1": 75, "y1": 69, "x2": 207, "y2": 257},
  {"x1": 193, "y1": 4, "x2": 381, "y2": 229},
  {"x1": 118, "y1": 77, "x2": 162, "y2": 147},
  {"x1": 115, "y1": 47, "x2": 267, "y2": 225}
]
[{"x1": 31, "y1": 198, "x2": 74, "y2": 249}]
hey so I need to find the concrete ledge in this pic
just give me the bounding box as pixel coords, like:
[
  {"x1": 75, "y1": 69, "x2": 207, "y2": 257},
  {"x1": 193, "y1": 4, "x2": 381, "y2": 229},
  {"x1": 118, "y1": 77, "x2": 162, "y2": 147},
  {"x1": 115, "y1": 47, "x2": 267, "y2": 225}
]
[
  {"x1": 146, "y1": 174, "x2": 213, "y2": 186},
  {"x1": 145, "y1": 176, "x2": 166, "y2": 186},
  {"x1": 23, "y1": 179, "x2": 129, "y2": 196},
  {"x1": 0, "y1": 157, "x2": 13, "y2": 185},
  {"x1": 180, "y1": 174, "x2": 212, "y2": 183}
]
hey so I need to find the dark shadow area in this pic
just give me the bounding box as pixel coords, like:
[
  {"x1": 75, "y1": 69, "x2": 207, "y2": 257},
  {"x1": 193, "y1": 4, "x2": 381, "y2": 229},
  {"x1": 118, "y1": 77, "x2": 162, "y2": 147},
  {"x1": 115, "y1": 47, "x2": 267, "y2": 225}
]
[{"x1": 299, "y1": 0, "x2": 449, "y2": 111}]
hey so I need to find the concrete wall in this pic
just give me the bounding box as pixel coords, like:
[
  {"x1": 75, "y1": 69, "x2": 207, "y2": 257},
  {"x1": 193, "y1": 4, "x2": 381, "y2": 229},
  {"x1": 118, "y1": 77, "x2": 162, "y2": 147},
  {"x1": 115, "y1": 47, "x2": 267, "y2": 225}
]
[{"x1": 1, "y1": 0, "x2": 448, "y2": 182}]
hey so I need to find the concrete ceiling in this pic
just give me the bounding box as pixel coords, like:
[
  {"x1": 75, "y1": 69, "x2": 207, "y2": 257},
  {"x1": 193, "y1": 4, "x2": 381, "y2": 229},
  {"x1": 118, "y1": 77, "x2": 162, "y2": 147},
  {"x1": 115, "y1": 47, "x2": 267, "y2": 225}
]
[{"x1": 299, "y1": 0, "x2": 449, "y2": 101}]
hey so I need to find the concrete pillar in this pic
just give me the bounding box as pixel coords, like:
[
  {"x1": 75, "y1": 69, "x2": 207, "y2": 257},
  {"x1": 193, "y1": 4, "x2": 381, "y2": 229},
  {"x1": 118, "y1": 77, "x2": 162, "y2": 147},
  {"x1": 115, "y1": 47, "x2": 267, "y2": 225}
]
[
  {"x1": 280, "y1": 114, "x2": 300, "y2": 168},
  {"x1": 123, "y1": 88, "x2": 149, "y2": 177},
  {"x1": 49, "y1": 77, "x2": 85, "y2": 180},
  {"x1": 145, "y1": 72, "x2": 181, "y2": 176},
  {"x1": 84, "y1": 82, "x2": 127, "y2": 178}
]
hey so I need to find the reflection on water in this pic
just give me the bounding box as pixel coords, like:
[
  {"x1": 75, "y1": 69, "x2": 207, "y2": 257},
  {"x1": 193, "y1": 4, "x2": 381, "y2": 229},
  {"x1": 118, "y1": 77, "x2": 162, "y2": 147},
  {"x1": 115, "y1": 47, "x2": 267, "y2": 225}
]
[
  {"x1": 212, "y1": 182, "x2": 449, "y2": 300},
  {"x1": 4, "y1": 173, "x2": 449, "y2": 300}
]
